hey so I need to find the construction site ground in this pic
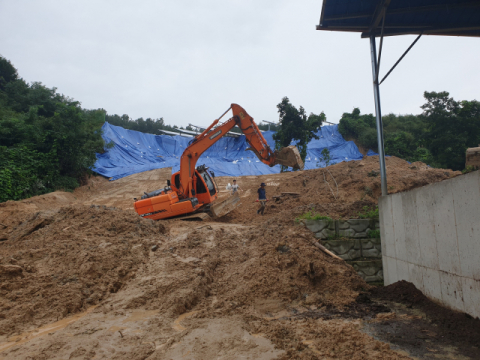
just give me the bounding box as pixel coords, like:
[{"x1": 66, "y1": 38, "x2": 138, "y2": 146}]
[{"x1": 1, "y1": 156, "x2": 479, "y2": 359}]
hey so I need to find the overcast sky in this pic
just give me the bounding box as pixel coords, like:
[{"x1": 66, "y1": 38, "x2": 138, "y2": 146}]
[{"x1": 1, "y1": 0, "x2": 479, "y2": 128}]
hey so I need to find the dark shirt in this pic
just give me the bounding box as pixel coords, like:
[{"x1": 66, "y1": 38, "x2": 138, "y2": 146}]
[{"x1": 257, "y1": 187, "x2": 266, "y2": 200}]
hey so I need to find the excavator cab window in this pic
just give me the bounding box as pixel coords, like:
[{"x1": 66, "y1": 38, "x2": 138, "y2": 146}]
[
  {"x1": 202, "y1": 171, "x2": 216, "y2": 196},
  {"x1": 195, "y1": 173, "x2": 207, "y2": 194}
]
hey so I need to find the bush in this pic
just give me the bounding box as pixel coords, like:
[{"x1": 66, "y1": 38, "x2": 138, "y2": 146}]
[
  {"x1": 0, "y1": 146, "x2": 59, "y2": 202},
  {"x1": 357, "y1": 206, "x2": 379, "y2": 219},
  {"x1": 295, "y1": 211, "x2": 331, "y2": 222},
  {"x1": 462, "y1": 165, "x2": 477, "y2": 174}
]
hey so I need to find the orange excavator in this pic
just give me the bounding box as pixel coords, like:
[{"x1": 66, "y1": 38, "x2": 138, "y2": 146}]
[{"x1": 134, "y1": 104, "x2": 304, "y2": 220}]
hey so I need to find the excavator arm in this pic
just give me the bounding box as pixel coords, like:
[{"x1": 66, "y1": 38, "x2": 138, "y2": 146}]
[{"x1": 177, "y1": 104, "x2": 304, "y2": 199}]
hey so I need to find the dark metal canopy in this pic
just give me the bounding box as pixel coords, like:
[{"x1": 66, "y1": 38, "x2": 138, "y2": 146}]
[
  {"x1": 317, "y1": 0, "x2": 480, "y2": 196},
  {"x1": 317, "y1": 0, "x2": 480, "y2": 38}
]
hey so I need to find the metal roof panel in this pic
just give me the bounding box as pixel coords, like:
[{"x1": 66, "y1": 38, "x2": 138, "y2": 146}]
[{"x1": 318, "y1": 0, "x2": 480, "y2": 38}]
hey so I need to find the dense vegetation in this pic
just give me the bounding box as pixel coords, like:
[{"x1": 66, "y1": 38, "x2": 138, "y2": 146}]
[
  {"x1": 338, "y1": 91, "x2": 480, "y2": 171},
  {"x1": 0, "y1": 57, "x2": 106, "y2": 202},
  {"x1": 105, "y1": 113, "x2": 277, "y2": 134},
  {"x1": 105, "y1": 114, "x2": 182, "y2": 134}
]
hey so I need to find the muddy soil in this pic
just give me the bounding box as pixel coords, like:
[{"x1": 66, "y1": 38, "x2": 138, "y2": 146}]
[
  {"x1": 367, "y1": 281, "x2": 480, "y2": 359},
  {"x1": 0, "y1": 156, "x2": 475, "y2": 360},
  {"x1": 211, "y1": 155, "x2": 460, "y2": 224},
  {"x1": 0, "y1": 205, "x2": 166, "y2": 336}
]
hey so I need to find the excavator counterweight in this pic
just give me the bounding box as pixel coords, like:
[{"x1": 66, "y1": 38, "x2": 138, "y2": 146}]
[{"x1": 134, "y1": 104, "x2": 304, "y2": 220}]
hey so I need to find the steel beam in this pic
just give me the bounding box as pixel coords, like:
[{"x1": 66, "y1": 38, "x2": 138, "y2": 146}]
[
  {"x1": 361, "y1": 25, "x2": 480, "y2": 38},
  {"x1": 369, "y1": 34, "x2": 388, "y2": 196},
  {"x1": 370, "y1": 0, "x2": 391, "y2": 31},
  {"x1": 379, "y1": 34, "x2": 422, "y2": 85}
]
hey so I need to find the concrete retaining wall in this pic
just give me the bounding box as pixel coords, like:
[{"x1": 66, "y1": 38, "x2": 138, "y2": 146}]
[{"x1": 379, "y1": 170, "x2": 480, "y2": 318}]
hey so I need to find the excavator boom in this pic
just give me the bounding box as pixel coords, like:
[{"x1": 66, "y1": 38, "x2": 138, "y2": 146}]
[
  {"x1": 178, "y1": 104, "x2": 304, "y2": 198},
  {"x1": 134, "y1": 104, "x2": 304, "y2": 220}
]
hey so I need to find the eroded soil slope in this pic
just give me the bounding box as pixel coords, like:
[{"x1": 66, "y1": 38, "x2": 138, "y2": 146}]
[
  {"x1": 0, "y1": 156, "x2": 475, "y2": 360},
  {"x1": 0, "y1": 205, "x2": 166, "y2": 336},
  {"x1": 0, "y1": 208, "x2": 411, "y2": 359},
  {"x1": 212, "y1": 155, "x2": 461, "y2": 223}
]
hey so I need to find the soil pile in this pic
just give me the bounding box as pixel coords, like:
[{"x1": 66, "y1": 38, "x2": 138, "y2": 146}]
[
  {"x1": 88, "y1": 220, "x2": 369, "y2": 320},
  {"x1": 0, "y1": 205, "x2": 166, "y2": 336},
  {"x1": 0, "y1": 157, "x2": 473, "y2": 359},
  {"x1": 214, "y1": 155, "x2": 460, "y2": 223}
]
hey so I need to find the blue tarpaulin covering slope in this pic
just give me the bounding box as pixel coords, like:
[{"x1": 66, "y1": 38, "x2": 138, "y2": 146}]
[{"x1": 93, "y1": 122, "x2": 366, "y2": 180}]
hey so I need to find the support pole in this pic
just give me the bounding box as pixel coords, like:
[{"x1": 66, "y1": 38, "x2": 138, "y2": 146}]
[{"x1": 369, "y1": 34, "x2": 388, "y2": 196}]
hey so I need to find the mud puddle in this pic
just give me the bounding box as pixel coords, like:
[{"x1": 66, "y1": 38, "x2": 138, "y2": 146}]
[{"x1": 172, "y1": 311, "x2": 198, "y2": 331}]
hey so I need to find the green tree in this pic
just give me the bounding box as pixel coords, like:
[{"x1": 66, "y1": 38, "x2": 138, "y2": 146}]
[
  {"x1": 0, "y1": 57, "x2": 19, "y2": 90},
  {"x1": 273, "y1": 97, "x2": 325, "y2": 170},
  {"x1": 337, "y1": 92, "x2": 480, "y2": 170},
  {"x1": 421, "y1": 91, "x2": 480, "y2": 170},
  {"x1": 0, "y1": 56, "x2": 107, "y2": 201},
  {"x1": 319, "y1": 148, "x2": 336, "y2": 167}
]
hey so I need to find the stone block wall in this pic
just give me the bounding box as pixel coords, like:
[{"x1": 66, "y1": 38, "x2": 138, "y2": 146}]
[
  {"x1": 301, "y1": 219, "x2": 382, "y2": 283},
  {"x1": 322, "y1": 238, "x2": 381, "y2": 260},
  {"x1": 304, "y1": 219, "x2": 379, "y2": 240}
]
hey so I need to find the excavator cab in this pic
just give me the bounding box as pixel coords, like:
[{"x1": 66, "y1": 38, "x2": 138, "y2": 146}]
[
  {"x1": 134, "y1": 164, "x2": 217, "y2": 221},
  {"x1": 171, "y1": 164, "x2": 217, "y2": 203}
]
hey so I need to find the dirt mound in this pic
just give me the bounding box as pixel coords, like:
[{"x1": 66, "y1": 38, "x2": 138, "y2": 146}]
[
  {"x1": 206, "y1": 222, "x2": 367, "y2": 309},
  {"x1": 104, "y1": 221, "x2": 367, "y2": 319},
  {"x1": 213, "y1": 155, "x2": 460, "y2": 224},
  {"x1": 0, "y1": 205, "x2": 166, "y2": 336},
  {"x1": 0, "y1": 192, "x2": 76, "y2": 240},
  {"x1": 370, "y1": 280, "x2": 428, "y2": 305},
  {"x1": 0, "y1": 157, "x2": 470, "y2": 359}
]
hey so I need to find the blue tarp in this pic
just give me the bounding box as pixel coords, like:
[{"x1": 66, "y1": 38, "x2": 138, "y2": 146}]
[{"x1": 93, "y1": 122, "x2": 368, "y2": 180}]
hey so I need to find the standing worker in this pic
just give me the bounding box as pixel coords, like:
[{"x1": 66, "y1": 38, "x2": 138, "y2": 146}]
[
  {"x1": 257, "y1": 182, "x2": 267, "y2": 215},
  {"x1": 231, "y1": 179, "x2": 242, "y2": 195}
]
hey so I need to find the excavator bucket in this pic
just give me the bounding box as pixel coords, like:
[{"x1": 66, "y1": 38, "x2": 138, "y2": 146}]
[
  {"x1": 275, "y1": 146, "x2": 305, "y2": 170},
  {"x1": 209, "y1": 192, "x2": 241, "y2": 218}
]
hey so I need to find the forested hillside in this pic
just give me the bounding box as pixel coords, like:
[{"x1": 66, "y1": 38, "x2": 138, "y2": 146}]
[
  {"x1": 0, "y1": 57, "x2": 276, "y2": 203},
  {"x1": 1, "y1": 55, "x2": 478, "y2": 203},
  {"x1": 338, "y1": 91, "x2": 480, "y2": 171},
  {"x1": 105, "y1": 114, "x2": 277, "y2": 134},
  {"x1": 105, "y1": 114, "x2": 181, "y2": 134},
  {"x1": 0, "y1": 57, "x2": 106, "y2": 202}
]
